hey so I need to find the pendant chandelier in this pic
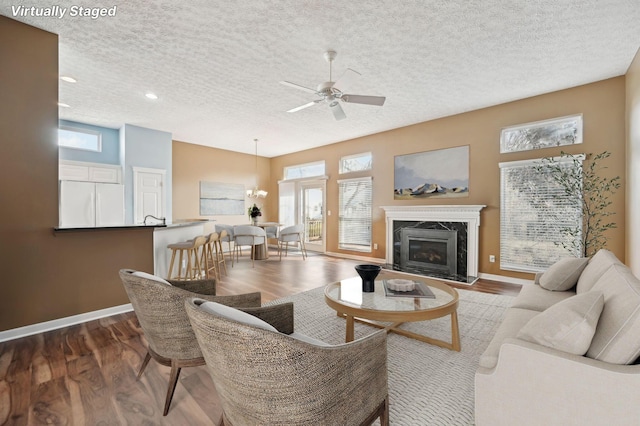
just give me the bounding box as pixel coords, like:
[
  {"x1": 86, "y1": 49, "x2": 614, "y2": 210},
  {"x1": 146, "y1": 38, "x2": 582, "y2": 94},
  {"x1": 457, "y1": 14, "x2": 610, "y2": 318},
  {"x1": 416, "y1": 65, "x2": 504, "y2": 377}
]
[{"x1": 247, "y1": 138, "x2": 268, "y2": 198}]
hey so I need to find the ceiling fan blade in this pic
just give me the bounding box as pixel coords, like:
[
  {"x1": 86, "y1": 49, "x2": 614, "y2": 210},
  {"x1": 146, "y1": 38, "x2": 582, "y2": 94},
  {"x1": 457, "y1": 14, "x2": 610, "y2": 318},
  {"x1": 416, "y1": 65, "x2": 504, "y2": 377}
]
[
  {"x1": 287, "y1": 100, "x2": 321, "y2": 113},
  {"x1": 332, "y1": 68, "x2": 360, "y2": 93},
  {"x1": 342, "y1": 94, "x2": 386, "y2": 106},
  {"x1": 330, "y1": 102, "x2": 346, "y2": 121},
  {"x1": 280, "y1": 80, "x2": 317, "y2": 94}
]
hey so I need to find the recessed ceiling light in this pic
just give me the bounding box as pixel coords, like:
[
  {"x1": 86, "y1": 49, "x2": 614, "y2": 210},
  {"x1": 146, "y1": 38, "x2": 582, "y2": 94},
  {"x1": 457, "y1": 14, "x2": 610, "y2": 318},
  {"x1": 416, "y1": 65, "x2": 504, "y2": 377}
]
[
  {"x1": 60, "y1": 76, "x2": 77, "y2": 83},
  {"x1": 58, "y1": 102, "x2": 70, "y2": 108},
  {"x1": 145, "y1": 92, "x2": 158, "y2": 100}
]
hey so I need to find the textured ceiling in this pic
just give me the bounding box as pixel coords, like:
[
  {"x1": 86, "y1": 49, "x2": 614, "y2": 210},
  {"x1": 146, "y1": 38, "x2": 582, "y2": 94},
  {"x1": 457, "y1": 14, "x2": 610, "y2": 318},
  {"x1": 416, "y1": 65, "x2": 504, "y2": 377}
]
[{"x1": 3, "y1": 0, "x2": 640, "y2": 157}]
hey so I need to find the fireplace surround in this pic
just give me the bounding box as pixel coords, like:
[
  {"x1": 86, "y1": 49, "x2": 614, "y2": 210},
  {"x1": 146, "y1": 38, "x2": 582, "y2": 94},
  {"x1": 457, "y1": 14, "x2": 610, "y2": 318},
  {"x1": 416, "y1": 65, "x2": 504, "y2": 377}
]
[{"x1": 382, "y1": 205, "x2": 485, "y2": 284}]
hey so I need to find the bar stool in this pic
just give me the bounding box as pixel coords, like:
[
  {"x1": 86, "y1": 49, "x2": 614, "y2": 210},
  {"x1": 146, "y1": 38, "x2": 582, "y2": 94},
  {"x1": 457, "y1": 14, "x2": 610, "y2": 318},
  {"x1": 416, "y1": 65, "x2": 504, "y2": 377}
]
[
  {"x1": 201, "y1": 233, "x2": 220, "y2": 280},
  {"x1": 216, "y1": 230, "x2": 229, "y2": 276},
  {"x1": 167, "y1": 235, "x2": 207, "y2": 280}
]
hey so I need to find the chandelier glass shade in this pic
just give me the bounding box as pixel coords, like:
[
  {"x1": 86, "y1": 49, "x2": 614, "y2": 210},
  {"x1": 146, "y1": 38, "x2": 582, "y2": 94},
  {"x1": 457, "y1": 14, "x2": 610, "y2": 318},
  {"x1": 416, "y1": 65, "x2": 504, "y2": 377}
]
[{"x1": 247, "y1": 138, "x2": 267, "y2": 198}]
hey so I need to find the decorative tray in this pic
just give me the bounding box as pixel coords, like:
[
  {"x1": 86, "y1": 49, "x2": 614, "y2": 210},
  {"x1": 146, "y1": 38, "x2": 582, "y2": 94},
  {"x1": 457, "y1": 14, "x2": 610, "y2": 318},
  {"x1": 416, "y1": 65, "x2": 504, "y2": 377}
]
[{"x1": 383, "y1": 279, "x2": 436, "y2": 298}]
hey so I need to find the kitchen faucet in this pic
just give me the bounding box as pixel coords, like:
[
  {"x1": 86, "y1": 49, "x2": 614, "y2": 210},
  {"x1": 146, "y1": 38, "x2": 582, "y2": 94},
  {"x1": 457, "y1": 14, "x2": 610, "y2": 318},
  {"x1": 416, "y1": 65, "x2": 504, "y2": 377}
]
[{"x1": 144, "y1": 215, "x2": 166, "y2": 225}]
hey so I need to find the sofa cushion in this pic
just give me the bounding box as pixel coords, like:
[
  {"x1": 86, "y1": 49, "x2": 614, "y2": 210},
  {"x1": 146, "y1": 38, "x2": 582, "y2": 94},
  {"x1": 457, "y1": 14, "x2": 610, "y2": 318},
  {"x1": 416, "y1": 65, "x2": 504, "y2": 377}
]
[
  {"x1": 510, "y1": 283, "x2": 575, "y2": 312},
  {"x1": 199, "y1": 301, "x2": 277, "y2": 332},
  {"x1": 479, "y1": 308, "x2": 539, "y2": 369},
  {"x1": 587, "y1": 264, "x2": 640, "y2": 364},
  {"x1": 576, "y1": 249, "x2": 622, "y2": 294},
  {"x1": 539, "y1": 257, "x2": 589, "y2": 291},
  {"x1": 516, "y1": 291, "x2": 604, "y2": 355}
]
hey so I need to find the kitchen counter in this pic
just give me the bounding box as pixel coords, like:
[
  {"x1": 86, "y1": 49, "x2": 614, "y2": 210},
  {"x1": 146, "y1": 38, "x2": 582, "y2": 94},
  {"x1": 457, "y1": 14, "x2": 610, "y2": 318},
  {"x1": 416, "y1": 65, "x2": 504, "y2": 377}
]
[
  {"x1": 53, "y1": 219, "x2": 215, "y2": 232},
  {"x1": 53, "y1": 224, "x2": 162, "y2": 233},
  {"x1": 54, "y1": 219, "x2": 216, "y2": 279}
]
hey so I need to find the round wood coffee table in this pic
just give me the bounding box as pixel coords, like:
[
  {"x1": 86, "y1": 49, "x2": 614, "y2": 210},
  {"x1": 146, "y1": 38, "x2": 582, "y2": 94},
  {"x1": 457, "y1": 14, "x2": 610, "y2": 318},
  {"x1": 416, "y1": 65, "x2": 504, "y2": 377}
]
[{"x1": 324, "y1": 270, "x2": 460, "y2": 351}]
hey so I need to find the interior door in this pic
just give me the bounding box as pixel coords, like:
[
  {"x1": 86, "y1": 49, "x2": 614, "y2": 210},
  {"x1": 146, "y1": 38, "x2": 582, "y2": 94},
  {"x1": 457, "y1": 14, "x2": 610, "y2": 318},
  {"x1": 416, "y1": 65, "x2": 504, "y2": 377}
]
[
  {"x1": 134, "y1": 168, "x2": 166, "y2": 224},
  {"x1": 301, "y1": 182, "x2": 325, "y2": 252}
]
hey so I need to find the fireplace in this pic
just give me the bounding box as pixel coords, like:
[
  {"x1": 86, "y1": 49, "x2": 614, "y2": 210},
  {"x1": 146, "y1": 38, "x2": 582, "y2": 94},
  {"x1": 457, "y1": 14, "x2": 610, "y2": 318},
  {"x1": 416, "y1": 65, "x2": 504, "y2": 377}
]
[
  {"x1": 381, "y1": 205, "x2": 485, "y2": 285},
  {"x1": 401, "y1": 229, "x2": 457, "y2": 275}
]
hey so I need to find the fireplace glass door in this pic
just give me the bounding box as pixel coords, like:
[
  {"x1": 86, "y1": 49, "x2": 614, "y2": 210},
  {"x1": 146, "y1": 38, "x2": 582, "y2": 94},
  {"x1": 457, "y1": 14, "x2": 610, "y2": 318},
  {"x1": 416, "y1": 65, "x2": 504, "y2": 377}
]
[{"x1": 400, "y1": 228, "x2": 457, "y2": 275}]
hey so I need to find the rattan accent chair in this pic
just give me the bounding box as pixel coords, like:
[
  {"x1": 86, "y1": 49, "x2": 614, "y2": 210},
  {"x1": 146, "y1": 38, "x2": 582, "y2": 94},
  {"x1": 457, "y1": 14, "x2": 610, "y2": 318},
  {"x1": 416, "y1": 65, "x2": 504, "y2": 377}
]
[
  {"x1": 118, "y1": 269, "x2": 262, "y2": 416},
  {"x1": 185, "y1": 297, "x2": 390, "y2": 426}
]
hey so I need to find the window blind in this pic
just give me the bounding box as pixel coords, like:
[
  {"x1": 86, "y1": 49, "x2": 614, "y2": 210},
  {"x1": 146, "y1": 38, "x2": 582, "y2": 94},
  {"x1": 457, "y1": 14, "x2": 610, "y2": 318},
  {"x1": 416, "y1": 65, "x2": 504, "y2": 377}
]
[
  {"x1": 338, "y1": 177, "x2": 372, "y2": 252},
  {"x1": 499, "y1": 157, "x2": 582, "y2": 272},
  {"x1": 278, "y1": 181, "x2": 296, "y2": 228}
]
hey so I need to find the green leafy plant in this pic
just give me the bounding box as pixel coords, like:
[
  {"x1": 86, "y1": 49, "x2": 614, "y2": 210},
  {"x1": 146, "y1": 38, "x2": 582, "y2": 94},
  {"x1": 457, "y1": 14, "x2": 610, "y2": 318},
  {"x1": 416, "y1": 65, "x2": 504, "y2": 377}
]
[
  {"x1": 535, "y1": 151, "x2": 620, "y2": 257},
  {"x1": 248, "y1": 203, "x2": 262, "y2": 219}
]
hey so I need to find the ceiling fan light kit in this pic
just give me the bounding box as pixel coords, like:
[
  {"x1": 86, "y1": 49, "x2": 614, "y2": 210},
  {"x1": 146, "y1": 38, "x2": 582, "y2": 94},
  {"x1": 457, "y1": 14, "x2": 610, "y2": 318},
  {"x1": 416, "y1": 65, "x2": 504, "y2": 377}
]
[{"x1": 281, "y1": 50, "x2": 386, "y2": 121}]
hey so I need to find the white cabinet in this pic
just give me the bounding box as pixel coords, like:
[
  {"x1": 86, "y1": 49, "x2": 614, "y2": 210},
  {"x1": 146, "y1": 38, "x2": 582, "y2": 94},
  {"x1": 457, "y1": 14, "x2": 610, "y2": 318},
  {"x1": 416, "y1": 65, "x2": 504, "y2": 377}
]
[
  {"x1": 59, "y1": 163, "x2": 90, "y2": 181},
  {"x1": 59, "y1": 161, "x2": 122, "y2": 183},
  {"x1": 89, "y1": 166, "x2": 120, "y2": 183},
  {"x1": 59, "y1": 181, "x2": 125, "y2": 228}
]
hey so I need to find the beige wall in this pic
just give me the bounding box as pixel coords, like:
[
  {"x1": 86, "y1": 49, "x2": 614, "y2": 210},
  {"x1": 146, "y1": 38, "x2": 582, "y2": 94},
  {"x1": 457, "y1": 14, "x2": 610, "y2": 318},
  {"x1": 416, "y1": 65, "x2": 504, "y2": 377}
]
[
  {"x1": 270, "y1": 78, "x2": 626, "y2": 280},
  {"x1": 0, "y1": 17, "x2": 154, "y2": 332},
  {"x1": 172, "y1": 141, "x2": 273, "y2": 227},
  {"x1": 627, "y1": 47, "x2": 640, "y2": 275}
]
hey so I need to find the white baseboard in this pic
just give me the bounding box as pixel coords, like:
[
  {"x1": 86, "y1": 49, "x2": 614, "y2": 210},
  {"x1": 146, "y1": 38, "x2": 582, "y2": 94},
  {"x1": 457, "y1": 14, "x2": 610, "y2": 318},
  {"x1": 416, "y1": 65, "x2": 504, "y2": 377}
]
[
  {"x1": 0, "y1": 303, "x2": 133, "y2": 343},
  {"x1": 479, "y1": 272, "x2": 533, "y2": 286}
]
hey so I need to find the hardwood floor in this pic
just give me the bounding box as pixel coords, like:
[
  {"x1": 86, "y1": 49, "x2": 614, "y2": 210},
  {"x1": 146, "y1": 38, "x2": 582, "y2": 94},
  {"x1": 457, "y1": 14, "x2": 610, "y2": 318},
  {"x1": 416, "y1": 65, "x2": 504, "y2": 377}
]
[{"x1": 0, "y1": 250, "x2": 521, "y2": 425}]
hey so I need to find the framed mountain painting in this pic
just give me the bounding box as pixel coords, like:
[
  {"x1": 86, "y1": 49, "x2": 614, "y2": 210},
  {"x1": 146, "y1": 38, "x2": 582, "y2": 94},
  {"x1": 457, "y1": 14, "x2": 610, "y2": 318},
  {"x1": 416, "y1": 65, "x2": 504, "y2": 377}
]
[{"x1": 394, "y1": 146, "x2": 469, "y2": 200}]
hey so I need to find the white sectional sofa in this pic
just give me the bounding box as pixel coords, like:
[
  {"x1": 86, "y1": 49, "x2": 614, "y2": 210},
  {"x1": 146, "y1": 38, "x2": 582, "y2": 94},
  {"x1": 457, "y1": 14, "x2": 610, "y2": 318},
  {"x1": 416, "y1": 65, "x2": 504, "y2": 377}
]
[{"x1": 475, "y1": 250, "x2": 640, "y2": 425}]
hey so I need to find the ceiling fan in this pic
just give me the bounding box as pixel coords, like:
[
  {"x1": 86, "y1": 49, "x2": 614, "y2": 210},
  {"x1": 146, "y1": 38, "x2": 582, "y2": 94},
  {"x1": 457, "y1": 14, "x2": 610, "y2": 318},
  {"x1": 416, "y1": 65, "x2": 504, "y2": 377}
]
[{"x1": 280, "y1": 50, "x2": 386, "y2": 121}]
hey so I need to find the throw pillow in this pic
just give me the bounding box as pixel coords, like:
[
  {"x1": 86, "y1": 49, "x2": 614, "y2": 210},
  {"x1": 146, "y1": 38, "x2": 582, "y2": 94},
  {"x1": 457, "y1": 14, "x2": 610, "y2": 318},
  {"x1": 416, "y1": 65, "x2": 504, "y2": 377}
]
[
  {"x1": 539, "y1": 257, "x2": 590, "y2": 291},
  {"x1": 131, "y1": 270, "x2": 172, "y2": 286},
  {"x1": 199, "y1": 301, "x2": 277, "y2": 332},
  {"x1": 517, "y1": 290, "x2": 604, "y2": 355},
  {"x1": 587, "y1": 264, "x2": 640, "y2": 364}
]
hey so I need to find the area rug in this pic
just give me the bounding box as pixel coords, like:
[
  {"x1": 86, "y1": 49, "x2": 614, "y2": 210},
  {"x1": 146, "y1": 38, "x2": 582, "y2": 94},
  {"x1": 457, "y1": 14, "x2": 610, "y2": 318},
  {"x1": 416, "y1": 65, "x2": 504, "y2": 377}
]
[{"x1": 266, "y1": 286, "x2": 514, "y2": 425}]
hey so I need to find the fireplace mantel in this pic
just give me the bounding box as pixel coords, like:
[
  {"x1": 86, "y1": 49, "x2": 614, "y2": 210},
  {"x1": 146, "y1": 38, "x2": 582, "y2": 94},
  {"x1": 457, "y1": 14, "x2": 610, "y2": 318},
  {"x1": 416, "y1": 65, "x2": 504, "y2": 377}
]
[{"x1": 381, "y1": 205, "x2": 486, "y2": 282}]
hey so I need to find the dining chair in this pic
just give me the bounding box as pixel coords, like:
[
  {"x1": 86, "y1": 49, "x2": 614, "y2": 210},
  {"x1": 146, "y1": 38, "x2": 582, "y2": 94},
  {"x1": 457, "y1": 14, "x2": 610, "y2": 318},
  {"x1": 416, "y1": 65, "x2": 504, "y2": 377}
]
[
  {"x1": 233, "y1": 225, "x2": 266, "y2": 267},
  {"x1": 277, "y1": 224, "x2": 308, "y2": 260},
  {"x1": 264, "y1": 225, "x2": 278, "y2": 240},
  {"x1": 185, "y1": 297, "x2": 389, "y2": 426}
]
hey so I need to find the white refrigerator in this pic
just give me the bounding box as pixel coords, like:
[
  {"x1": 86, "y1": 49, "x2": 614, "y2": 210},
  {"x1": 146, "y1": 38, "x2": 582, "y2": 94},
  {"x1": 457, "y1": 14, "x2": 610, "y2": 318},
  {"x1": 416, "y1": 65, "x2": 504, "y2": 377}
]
[{"x1": 59, "y1": 181, "x2": 125, "y2": 227}]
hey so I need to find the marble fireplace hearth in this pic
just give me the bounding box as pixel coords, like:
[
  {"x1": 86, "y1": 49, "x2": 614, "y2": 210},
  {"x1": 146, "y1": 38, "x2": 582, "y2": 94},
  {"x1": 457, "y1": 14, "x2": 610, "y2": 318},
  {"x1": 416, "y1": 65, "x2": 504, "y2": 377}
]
[{"x1": 381, "y1": 205, "x2": 485, "y2": 285}]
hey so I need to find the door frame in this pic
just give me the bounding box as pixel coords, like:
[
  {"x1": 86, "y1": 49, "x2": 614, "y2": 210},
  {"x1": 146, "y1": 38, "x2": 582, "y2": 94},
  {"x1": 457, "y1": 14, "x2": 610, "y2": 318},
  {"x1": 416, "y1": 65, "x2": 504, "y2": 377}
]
[
  {"x1": 300, "y1": 179, "x2": 326, "y2": 253},
  {"x1": 278, "y1": 176, "x2": 327, "y2": 253},
  {"x1": 133, "y1": 166, "x2": 166, "y2": 224}
]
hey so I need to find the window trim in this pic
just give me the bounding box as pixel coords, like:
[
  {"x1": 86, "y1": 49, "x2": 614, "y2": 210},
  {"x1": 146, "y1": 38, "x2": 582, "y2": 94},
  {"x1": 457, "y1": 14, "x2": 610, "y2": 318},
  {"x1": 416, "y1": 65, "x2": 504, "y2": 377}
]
[
  {"x1": 283, "y1": 161, "x2": 326, "y2": 180},
  {"x1": 339, "y1": 151, "x2": 372, "y2": 174}
]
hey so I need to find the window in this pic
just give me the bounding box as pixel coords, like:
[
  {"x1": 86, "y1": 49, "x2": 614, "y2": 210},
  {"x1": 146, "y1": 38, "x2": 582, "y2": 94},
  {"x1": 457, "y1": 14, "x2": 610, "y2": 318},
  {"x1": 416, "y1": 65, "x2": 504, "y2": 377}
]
[
  {"x1": 284, "y1": 161, "x2": 325, "y2": 180},
  {"x1": 58, "y1": 126, "x2": 102, "y2": 152},
  {"x1": 339, "y1": 152, "x2": 372, "y2": 174},
  {"x1": 338, "y1": 177, "x2": 372, "y2": 252},
  {"x1": 499, "y1": 157, "x2": 583, "y2": 272}
]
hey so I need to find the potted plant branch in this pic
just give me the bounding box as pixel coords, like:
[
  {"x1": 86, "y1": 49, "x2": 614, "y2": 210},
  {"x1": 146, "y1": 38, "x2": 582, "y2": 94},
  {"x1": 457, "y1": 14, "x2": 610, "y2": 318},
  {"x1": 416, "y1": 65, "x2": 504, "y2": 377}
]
[{"x1": 534, "y1": 151, "x2": 620, "y2": 257}]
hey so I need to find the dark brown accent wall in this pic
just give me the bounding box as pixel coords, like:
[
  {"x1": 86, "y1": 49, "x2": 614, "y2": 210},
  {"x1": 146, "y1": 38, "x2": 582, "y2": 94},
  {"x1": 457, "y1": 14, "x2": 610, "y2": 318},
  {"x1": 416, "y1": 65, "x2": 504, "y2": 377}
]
[{"x1": 0, "y1": 17, "x2": 154, "y2": 332}]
